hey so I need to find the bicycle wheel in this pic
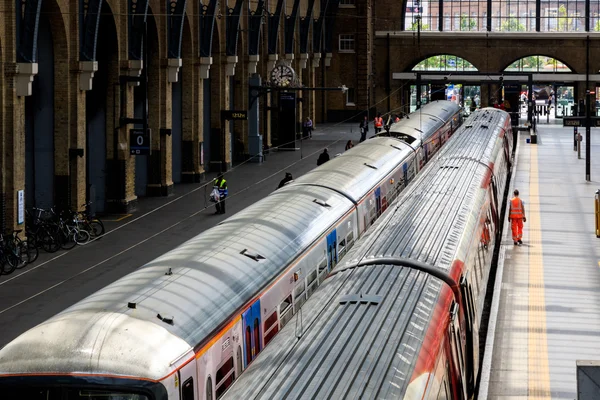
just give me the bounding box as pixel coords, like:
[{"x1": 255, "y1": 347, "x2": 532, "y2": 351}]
[
  {"x1": 60, "y1": 229, "x2": 77, "y2": 250},
  {"x1": 90, "y1": 219, "x2": 105, "y2": 237},
  {"x1": 24, "y1": 241, "x2": 39, "y2": 264},
  {"x1": 74, "y1": 229, "x2": 91, "y2": 245},
  {"x1": 42, "y1": 230, "x2": 61, "y2": 253},
  {"x1": 14, "y1": 243, "x2": 29, "y2": 269},
  {"x1": 1, "y1": 254, "x2": 16, "y2": 275}
]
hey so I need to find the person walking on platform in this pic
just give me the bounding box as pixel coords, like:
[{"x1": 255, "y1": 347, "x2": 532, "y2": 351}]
[
  {"x1": 317, "y1": 149, "x2": 330, "y2": 166},
  {"x1": 303, "y1": 117, "x2": 313, "y2": 139},
  {"x1": 359, "y1": 116, "x2": 369, "y2": 143},
  {"x1": 374, "y1": 113, "x2": 383, "y2": 134},
  {"x1": 278, "y1": 172, "x2": 293, "y2": 189},
  {"x1": 508, "y1": 189, "x2": 526, "y2": 245},
  {"x1": 214, "y1": 174, "x2": 228, "y2": 214}
]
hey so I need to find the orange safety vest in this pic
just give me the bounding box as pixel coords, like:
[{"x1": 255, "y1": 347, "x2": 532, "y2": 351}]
[
  {"x1": 374, "y1": 117, "x2": 383, "y2": 128},
  {"x1": 509, "y1": 197, "x2": 524, "y2": 219}
]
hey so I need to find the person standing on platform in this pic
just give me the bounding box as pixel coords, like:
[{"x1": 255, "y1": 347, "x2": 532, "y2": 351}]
[
  {"x1": 374, "y1": 113, "x2": 383, "y2": 134},
  {"x1": 359, "y1": 116, "x2": 369, "y2": 143},
  {"x1": 303, "y1": 117, "x2": 313, "y2": 138},
  {"x1": 345, "y1": 140, "x2": 354, "y2": 151},
  {"x1": 214, "y1": 174, "x2": 228, "y2": 214},
  {"x1": 508, "y1": 189, "x2": 526, "y2": 245},
  {"x1": 317, "y1": 149, "x2": 330, "y2": 166}
]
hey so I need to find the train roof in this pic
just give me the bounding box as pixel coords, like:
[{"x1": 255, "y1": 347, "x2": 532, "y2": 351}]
[
  {"x1": 0, "y1": 185, "x2": 354, "y2": 380},
  {"x1": 388, "y1": 101, "x2": 461, "y2": 142},
  {"x1": 222, "y1": 108, "x2": 510, "y2": 399},
  {"x1": 0, "y1": 101, "x2": 464, "y2": 383},
  {"x1": 290, "y1": 137, "x2": 412, "y2": 201}
]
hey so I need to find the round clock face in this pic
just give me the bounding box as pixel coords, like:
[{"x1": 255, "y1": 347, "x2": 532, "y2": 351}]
[{"x1": 270, "y1": 65, "x2": 295, "y2": 87}]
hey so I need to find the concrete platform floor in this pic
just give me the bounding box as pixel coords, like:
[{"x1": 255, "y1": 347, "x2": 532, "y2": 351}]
[{"x1": 479, "y1": 125, "x2": 600, "y2": 399}]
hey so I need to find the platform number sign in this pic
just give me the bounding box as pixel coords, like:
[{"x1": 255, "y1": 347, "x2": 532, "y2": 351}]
[{"x1": 130, "y1": 129, "x2": 151, "y2": 155}]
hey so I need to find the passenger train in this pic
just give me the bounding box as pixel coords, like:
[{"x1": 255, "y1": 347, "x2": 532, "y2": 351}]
[
  {"x1": 221, "y1": 108, "x2": 514, "y2": 400},
  {"x1": 0, "y1": 102, "x2": 462, "y2": 400}
]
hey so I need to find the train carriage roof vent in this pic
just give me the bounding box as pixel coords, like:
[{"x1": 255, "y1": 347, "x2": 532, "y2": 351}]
[
  {"x1": 313, "y1": 199, "x2": 331, "y2": 208},
  {"x1": 339, "y1": 293, "x2": 383, "y2": 305},
  {"x1": 240, "y1": 249, "x2": 266, "y2": 262},
  {"x1": 481, "y1": 125, "x2": 489, "y2": 129},
  {"x1": 390, "y1": 144, "x2": 403, "y2": 150},
  {"x1": 364, "y1": 163, "x2": 378, "y2": 170},
  {"x1": 157, "y1": 314, "x2": 174, "y2": 325},
  {"x1": 465, "y1": 125, "x2": 473, "y2": 129}
]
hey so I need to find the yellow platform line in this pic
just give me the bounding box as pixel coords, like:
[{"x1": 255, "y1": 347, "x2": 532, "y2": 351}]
[{"x1": 527, "y1": 145, "x2": 551, "y2": 399}]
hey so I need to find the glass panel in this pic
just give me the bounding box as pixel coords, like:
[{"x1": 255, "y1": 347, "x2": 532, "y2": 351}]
[
  {"x1": 5, "y1": 388, "x2": 151, "y2": 400},
  {"x1": 413, "y1": 55, "x2": 478, "y2": 72},
  {"x1": 503, "y1": 55, "x2": 571, "y2": 72},
  {"x1": 405, "y1": 0, "x2": 438, "y2": 31}
]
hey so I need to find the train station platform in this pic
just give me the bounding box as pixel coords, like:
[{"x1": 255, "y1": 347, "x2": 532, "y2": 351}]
[
  {"x1": 0, "y1": 123, "x2": 357, "y2": 349},
  {"x1": 479, "y1": 126, "x2": 600, "y2": 399}
]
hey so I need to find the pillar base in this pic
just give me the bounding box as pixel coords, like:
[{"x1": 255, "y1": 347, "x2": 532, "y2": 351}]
[
  {"x1": 200, "y1": 57, "x2": 213, "y2": 79},
  {"x1": 248, "y1": 55, "x2": 260, "y2": 74},
  {"x1": 16, "y1": 63, "x2": 38, "y2": 96},
  {"x1": 146, "y1": 183, "x2": 175, "y2": 197},
  {"x1": 312, "y1": 53, "x2": 321, "y2": 68},
  {"x1": 105, "y1": 197, "x2": 138, "y2": 214},
  {"x1": 79, "y1": 61, "x2": 98, "y2": 91},
  {"x1": 325, "y1": 53, "x2": 333, "y2": 67},
  {"x1": 168, "y1": 58, "x2": 182, "y2": 83},
  {"x1": 181, "y1": 171, "x2": 206, "y2": 183}
]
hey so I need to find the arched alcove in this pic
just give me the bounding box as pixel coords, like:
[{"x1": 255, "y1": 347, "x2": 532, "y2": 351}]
[{"x1": 503, "y1": 55, "x2": 573, "y2": 73}]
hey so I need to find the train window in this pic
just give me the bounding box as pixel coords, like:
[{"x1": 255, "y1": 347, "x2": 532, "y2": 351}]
[
  {"x1": 182, "y1": 377, "x2": 194, "y2": 400},
  {"x1": 263, "y1": 311, "x2": 279, "y2": 346},
  {"x1": 294, "y1": 280, "x2": 306, "y2": 299},
  {"x1": 280, "y1": 295, "x2": 292, "y2": 315},
  {"x1": 338, "y1": 239, "x2": 346, "y2": 258},
  {"x1": 253, "y1": 318, "x2": 261, "y2": 354},
  {"x1": 279, "y1": 295, "x2": 293, "y2": 327},
  {"x1": 245, "y1": 327, "x2": 252, "y2": 364},
  {"x1": 318, "y1": 259, "x2": 327, "y2": 273},
  {"x1": 206, "y1": 377, "x2": 213, "y2": 400},
  {"x1": 215, "y1": 357, "x2": 235, "y2": 398},
  {"x1": 307, "y1": 269, "x2": 318, "y2": 288},
  {"x1": 346, "y1": 232, "x2": 354, "y2": 247}
]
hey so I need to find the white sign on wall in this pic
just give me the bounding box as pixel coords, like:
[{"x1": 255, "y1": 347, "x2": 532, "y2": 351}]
[{"x1": 17, "y1": 190, "x2": 24, "y2": 225}]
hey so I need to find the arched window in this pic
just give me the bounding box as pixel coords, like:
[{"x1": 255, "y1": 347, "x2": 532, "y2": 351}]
[
  {"x1": 504, "y1": 56, "x2": 572, "y2": 73},
  {"x1": 412, "y1": 55, "x2": 477, "y2": 72}
]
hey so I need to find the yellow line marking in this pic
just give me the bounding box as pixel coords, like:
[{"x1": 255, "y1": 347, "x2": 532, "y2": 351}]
[
  {"x1": 528, "y1": 144, "x2": 551, "y2": 399},
  {"x1": 103, "y1": 214, "x2": 133, "y2": 222}
]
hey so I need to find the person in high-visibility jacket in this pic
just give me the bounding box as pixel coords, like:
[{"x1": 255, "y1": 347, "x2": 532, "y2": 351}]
[
  {"x1": 374, "y1": 113, "x2": 383, "y2": 134},
  {"x1": 508, "y1": 189, "x2": 526, "y2": 245},
  {"x1": 214, "y1": 174, "x2": 228, "y2": 214}
]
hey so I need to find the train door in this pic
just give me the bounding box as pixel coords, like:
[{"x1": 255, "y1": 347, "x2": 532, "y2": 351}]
[
  {"x1": 423, "y1": 143, "x2": 429, "y2": 164},
  {"x1": 242, "y1": 301, "x2": 261, "y2": 368},
  {"x1": 178, "y1": 352, "x2": 197, "y2": 400},
  {"x1": 375, "y1": 187, "x2": 382, "y2": 216},
  {"x1": 402, "y1": 163, "x2": 408, "y2": 188},
  {"x1": 326, "y1": 230, "x2": 338, "y2": 270}
]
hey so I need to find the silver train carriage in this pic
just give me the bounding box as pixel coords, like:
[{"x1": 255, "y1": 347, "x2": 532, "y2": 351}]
[
  {"x1": 221, "y1": 108, "x2": 513, "y2": 400},
  {"x1": 0, "y1": 102, "x2": 462, "y2": 400}
]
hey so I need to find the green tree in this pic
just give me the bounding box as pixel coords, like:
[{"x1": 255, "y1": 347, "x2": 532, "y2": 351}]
[
  {"x1": 408, "y1": 21, "x2": 430, "y2": 31},
  {"x1": 460, "y1": 14, "x2": 477, "y2": 31},
  {"x1": 500, "y1": 17, "x2": 526, "y2": 32},
  {"x1": 594, "y1": 20, "x2": 600, "y2": 31},
  {"x1": 557, "y1": 5, "x2": 573, "y2": 31}
]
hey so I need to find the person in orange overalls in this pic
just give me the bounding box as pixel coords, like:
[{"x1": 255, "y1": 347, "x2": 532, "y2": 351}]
[
  {"x1": 508, "y1": 189, "x2": 526, "y2": 245},
  {"x1": 374, "y1": 113, "x2": 383, "y2": 134}
]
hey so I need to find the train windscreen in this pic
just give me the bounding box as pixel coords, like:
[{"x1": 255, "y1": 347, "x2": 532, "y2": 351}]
[{"x1": 5, "y1": 388, "x2": 152, "y2": 400}]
